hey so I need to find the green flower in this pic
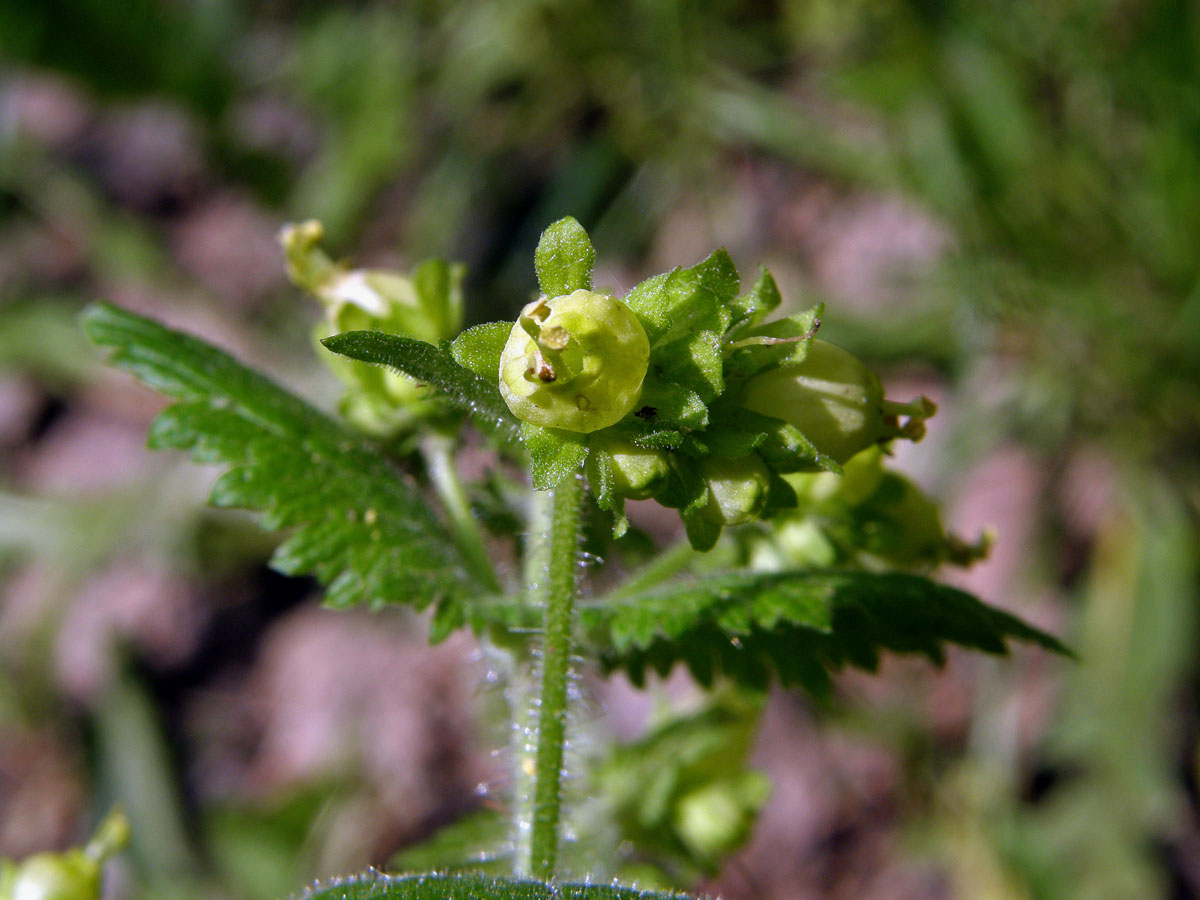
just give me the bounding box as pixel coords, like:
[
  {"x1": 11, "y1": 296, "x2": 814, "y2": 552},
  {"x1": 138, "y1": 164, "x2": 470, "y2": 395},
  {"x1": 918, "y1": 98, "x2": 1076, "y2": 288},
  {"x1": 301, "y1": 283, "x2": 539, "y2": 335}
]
[
  {"x1": 739, "y1": 339, "x2": 934, "y2": 464},
  {"x1": 280, "y1": 220, "x2": 465, "y2": 434},
  {"x1": 499, "y1": 289, "x2": 650, "y2": 434}
]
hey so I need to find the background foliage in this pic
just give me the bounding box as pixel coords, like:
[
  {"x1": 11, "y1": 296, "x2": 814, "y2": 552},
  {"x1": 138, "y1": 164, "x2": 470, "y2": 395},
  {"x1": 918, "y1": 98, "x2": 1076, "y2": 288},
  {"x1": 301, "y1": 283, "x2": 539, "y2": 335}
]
[{"x1": 1, "y1": 1, "x2": 1198, "y2": 899}]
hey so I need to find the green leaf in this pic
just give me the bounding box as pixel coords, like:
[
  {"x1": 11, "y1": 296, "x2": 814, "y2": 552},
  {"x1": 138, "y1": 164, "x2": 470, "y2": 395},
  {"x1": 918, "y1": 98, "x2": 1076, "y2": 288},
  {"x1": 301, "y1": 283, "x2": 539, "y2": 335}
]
[
  {"x1": 299, "y1": 873, "x2": 698, "y2": 900},
  {"x1": 763, "y1": 471, "x2": 799, "y2": 513},
  {"x1": 412, "y1": 258, "x2": 466, "y2": 342},
  {"x1": 681, "y1": 507, "x2": 722, "y2": 553},
  {"x1": 599, "y1": 696, "x2": 767, "y2": 875},
  {"x1": 81, "y1": 303, "x2": 477, "y2": 613},
  {"x1": 451, "y1": 321, "x2": 512, "y2": 379},
  {"x1": 522, "y1": 422, "x2": 588, "y2": 490},
  {"x1": 724, "y1": 304, "x2": 823, "y2": 385},
  {"x1": 728, "y1": 265, "x2": 782, "y2": 332},
  {"x1": 651, "y1": 462, "x2": 722, "y2": 552},
  {"x1": 321, "y1": 330, "x2": 520, "y2": 443},
  {"x1": 389, "y1": 809, "x2": 513, "y2": 876},
  {"x1": 584, "y1": 570, "x2": 1071, "y2": 695},
  {"x1": 654, "y1": 330, "x2": 724, "y2": 404},
  {"x1": 584, "y1": 446, "x2": 629, "y2": 537},
  {"x1": 634, "y1": 381, "x2": 708, "y2": 430},
  {"x1": 535, "y1": 216, "x2": 596, "y2": 297},
  {"x1": 685, "y1": 419, "x2": 764, "y2": 460},
  {"x1": 625, "y1": 250, "x2": 738, "y2": 346},
  {"x1": 729, "y1": 407, "x2": 840, "y2": 475},
  {"x1": 621, "y1": 271, "x2": 674, "y2": 343},
  {"x1": 609, "y1": 421, "x2": 686, "y2": 450}
]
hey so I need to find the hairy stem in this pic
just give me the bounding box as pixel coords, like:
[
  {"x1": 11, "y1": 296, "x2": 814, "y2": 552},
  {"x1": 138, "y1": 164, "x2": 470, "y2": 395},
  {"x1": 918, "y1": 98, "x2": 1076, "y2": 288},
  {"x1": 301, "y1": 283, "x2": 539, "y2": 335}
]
[
  {"x1": 528, "y1": 472, "x2": 583, "y2": 880},
  {"x1": 423, "y1": 434, "x2": 500, "y2": 593},
  {"x1": 510, "y1": 485, "x2": 557, "y2": 876}
]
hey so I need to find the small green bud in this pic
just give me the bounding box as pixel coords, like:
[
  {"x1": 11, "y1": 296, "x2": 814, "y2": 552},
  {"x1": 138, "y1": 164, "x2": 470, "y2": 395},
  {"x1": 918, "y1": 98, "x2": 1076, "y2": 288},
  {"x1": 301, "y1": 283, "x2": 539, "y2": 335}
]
[
  {"x1": 859, "y1": 472, "x2": 988, "y2": 568},
  {"x1": 283, "y1": 221, "x2": 466, "y2": 434},
  {"x1": 759, "y1": 518, "x2": 838, "y2": 569},
  {"x1": 787, "y1": 444, "x2": 887, "y2": 506},
  {"x1": 1, "y1": 860, "x2": 17, "y2": 899},
  {"x1": 6, "y1": 853, "x2": 98, "y2": 900},
  {"x1": 740, "y1": 340, "x2": 884, "y2": 463},
  {"x1": 282, "y1": 220, "x2": 464, "y2": 344},
  {"x1": 586, "y1": 435, "x2": 670, "y2": 500},
  {"x1": 673, "y1": 771, "x2": 770, "y2": 864},
  {"x1": 740, "y1": 340, "x2": 934, "y2": 464},
  {"x1": 1, "y1": 811, "x2": 128, "y2": 900},
  {"x1": 278, "y1": 220, "x2": 335, "y2": 292},
  {"x1": 499, "y1": 290, "x2": 650, "y2": 434},
  {"x1": 700, "y1": 455, "x2": 770, "y2": 526}
]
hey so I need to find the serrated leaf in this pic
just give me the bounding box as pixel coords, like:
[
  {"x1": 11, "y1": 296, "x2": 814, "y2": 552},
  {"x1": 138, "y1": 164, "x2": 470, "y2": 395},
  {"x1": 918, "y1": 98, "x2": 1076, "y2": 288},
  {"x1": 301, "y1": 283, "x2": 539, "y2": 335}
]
[
  {"x1": 299, "y1": 872, "x2": 699, "y2": 900},
  {"x1": 321, "y1": 330, "x2": 520, "y2": 444},
  {"x1": 608, "y1": 420, "x2": 686, "y2": 450},
  {"x1": 81, "y1": 303, "x2": 476, "y2": 614},
  {"x1": 535, "y1": 216, "x2": 596, "y2": 297},
  {"x1": 621, "y1": 271, "x2": 674, "y2": 343},
  {"x1": 451, "y1": 321, "x2": 512, "y2": 379},
  {"x1": 584, "y1": 570, "x2": 1070, "y2": 694},
  {"x1": 522, "y1": 422, "x2": 588, "y2": 490},
  {"x1": 728, "y1": 265, "x2": 782, "y2": 331},
  {"x1": 625, "y1": 251, "x2": 738, "y2": 346}
]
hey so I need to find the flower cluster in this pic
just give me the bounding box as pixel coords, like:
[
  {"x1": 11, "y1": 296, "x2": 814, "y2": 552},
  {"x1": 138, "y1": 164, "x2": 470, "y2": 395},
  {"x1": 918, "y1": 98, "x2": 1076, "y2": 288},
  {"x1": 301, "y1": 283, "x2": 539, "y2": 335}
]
[
  {"x1": 493, "y1": 218, "x2": 935, "y2": 549},
  {"x1": 282, "y1": 216, "x2": 964, "y2": 557},
  {"x1": 280, "y1": 220, "x2": 465, "y2": 436}
]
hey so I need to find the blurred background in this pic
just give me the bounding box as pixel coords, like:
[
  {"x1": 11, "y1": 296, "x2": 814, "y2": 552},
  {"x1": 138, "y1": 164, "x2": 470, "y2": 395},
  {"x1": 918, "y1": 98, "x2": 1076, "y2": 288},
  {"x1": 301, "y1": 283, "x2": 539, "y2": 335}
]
[{"x1": 1, "y1": 1, "x2": 1199, "y2": 898}]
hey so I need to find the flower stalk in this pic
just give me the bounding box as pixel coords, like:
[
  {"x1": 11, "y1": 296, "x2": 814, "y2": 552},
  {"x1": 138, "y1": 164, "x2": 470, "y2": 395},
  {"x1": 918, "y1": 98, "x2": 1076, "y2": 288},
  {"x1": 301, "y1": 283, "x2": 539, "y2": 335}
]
[{"x1": 527, "y1": 472, "x2": 584, "y2": 880}]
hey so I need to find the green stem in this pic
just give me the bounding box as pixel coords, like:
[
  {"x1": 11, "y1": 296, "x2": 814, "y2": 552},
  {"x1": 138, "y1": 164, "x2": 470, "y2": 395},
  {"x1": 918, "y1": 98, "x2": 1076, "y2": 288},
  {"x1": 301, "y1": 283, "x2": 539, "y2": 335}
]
[
  {"x1": 528, "y1": 472, "x2": 583, "y2": 880},
  {"x1": 509, "y1": 486, "x2": 556, "y2": 876},
  {"x1": 84, "y1": 809, "x2": 130, "y2": 863},
  {"x1": 423, "y1": 434, "x2": 500, "y2": 593}
]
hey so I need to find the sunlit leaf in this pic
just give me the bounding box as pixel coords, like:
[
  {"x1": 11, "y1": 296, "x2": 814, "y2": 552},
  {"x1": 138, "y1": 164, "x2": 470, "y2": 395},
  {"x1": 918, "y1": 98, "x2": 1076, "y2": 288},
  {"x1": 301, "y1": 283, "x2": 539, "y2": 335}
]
[{"x1": 82, "y1": 303, "x2": 477, "y2": 614}]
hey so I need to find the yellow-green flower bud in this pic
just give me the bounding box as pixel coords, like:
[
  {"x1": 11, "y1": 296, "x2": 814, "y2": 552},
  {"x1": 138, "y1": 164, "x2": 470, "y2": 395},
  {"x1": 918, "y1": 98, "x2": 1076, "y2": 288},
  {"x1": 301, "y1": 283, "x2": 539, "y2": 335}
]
[
  {"x1": 499, "y1": 290, "x2": 650, "y2": 433},
  {"x1": 741, "y1": 341, "x2": 936, "y2": 465},
  {"x1": 786, "y1": 445, "x2": 887, "y2": 506},
  {"x1": 700, "y1": 455, "x2": 770, "y2": 526},
  {"x1": 4, "y1": 853, "x2": 98, "y2": 900},
  {"x1": 740, "y1": 340, "x2": 887, "y2": 464},
  {"x1": 1, "y1": 811, "x2": 128, "y2": 900},
  {"x1": 586, "y1": 436, "x2": 671, "y2": 500}
]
